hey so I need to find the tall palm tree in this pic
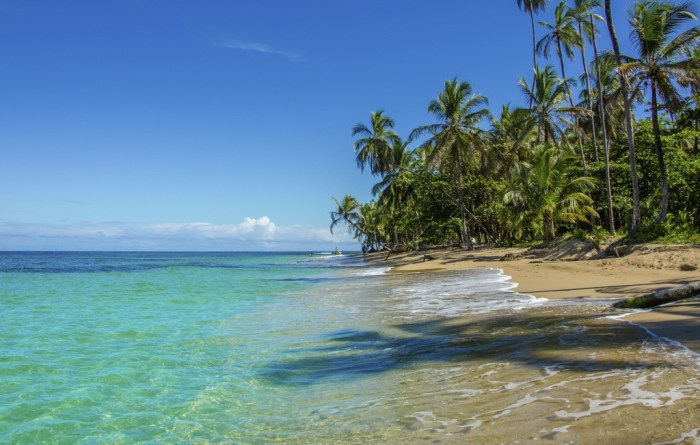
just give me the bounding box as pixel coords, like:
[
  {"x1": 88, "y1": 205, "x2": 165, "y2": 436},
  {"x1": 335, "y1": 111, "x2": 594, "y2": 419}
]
[
  {"x1": 503, "y1": 145, "x2": 598, "y2": 242},
  {"x1": 569, "y1": 0, "x2": 605, "y2": 161},
  {"x1": 352, "y1": 110, "x2": 400, "y2": 176},
  {"x1": 619, "y1": 0, "x2": 700, "y2": 222},
  {"x1": 572, "y1": 0, "x2": 616, "y2": 232},
  {"x1": 587, "y1": 55, "x2": 638, "y2": 141},
  {"x1": 409, "y1": 79, "x2": 491, "y2": 250},
  {"x1": 604, "y1": 0, "x2": 641, "y2": 237},
  {"x1": 517, "y1": 65, "x2": 579, "y2": 145},
  {"x1": 517, "y1": 0, "x2": 551, "y2": 98},
  {"x1": 589, "y1": 49, "x2": 618, "y2": 233},
  {"x1": 537, "y1": 1, "x2": 587, "y2": 169},
  {"x1": 537, "y1": 1, "x2": 584, "y2": 107},
  {"x1": 330, "y1": 195, "x2": 361, "y2": 235}
]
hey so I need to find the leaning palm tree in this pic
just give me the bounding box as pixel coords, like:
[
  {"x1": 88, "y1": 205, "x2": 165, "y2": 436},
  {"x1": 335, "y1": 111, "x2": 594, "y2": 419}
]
[
  {"x1": 517, "y1": 0, "x2": 552, "y2": 98},
  {"x1": 330, "y1": 195, "x2": 361, "y2": 236},
  {"x1": 352, "y1": 110, "x2": 400, "y2": 176},
  {"x1": 604, "y1": 0, "x2": 641, "y2": 237},
  {"x1": 409, "y1": 79, "x2": 491, "y2": 250},
  {"x1": 619, "y1": 0, "x2": 700, "y2": 222},
  {"x1": 503, "y1": 144, "x2": 598, "y2": 242}
]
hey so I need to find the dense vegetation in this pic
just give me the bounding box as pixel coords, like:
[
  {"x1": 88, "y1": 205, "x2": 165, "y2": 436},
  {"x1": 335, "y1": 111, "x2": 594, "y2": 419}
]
[{"x1": 331, "y1": 0, "x2": 700, "y2": 251}]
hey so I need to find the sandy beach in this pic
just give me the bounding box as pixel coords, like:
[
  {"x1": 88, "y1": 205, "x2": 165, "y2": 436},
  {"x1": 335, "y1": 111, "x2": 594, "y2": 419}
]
[{"x1": 363, "y1": 243, "x2": 700, "y2": 353}]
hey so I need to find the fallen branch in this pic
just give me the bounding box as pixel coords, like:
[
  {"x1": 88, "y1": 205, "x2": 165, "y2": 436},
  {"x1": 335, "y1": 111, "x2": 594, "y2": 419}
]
[{"x1": 613, "y1": 281, "x2": 700, "y2": 309}]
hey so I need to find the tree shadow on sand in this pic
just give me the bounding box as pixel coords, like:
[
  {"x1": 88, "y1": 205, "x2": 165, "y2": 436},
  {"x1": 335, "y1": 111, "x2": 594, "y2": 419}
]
[{"x1": 258, "y1": 311, "x2": 672, "y2": 386}]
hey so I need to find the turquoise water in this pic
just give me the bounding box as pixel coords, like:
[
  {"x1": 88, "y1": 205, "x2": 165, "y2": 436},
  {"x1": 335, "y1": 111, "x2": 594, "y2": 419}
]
[{"x1": 1, "y1": 252, "x2": 699, "y2": 444}]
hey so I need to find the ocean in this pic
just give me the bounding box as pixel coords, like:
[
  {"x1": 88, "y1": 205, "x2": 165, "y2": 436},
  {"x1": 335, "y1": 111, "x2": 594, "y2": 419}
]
[{"x1": 1, "y1": 251, "x2": 699, "y2": 444}]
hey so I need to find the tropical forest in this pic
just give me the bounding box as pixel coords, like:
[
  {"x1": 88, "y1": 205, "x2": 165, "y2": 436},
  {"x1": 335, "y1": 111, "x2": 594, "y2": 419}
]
[{"x1": 331, "y1": 0, "x2": 700, "y2": 252}]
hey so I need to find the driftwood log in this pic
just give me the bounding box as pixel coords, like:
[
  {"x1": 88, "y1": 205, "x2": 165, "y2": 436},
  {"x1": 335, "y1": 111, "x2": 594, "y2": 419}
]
[{"x1": 613, "y1": 281, "x2": 700, "y2": 309}]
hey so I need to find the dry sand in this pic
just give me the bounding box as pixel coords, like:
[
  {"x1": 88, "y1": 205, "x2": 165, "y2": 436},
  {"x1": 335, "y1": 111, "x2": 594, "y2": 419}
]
[{"x1": 362, "y1": 244, "x2": 700, "y2": 352}]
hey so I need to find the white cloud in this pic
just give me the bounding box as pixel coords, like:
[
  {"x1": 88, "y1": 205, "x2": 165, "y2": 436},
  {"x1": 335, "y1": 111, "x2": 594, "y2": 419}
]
[
  {"x1": 223, "y1": 40, "x2": 301, "y2": 62},
  {"x1": 0, "y1": 217, "x2": 356, "y2": 251},
  {"x1": 143, "y1": 217, "x2": 276, "y2": 240}
]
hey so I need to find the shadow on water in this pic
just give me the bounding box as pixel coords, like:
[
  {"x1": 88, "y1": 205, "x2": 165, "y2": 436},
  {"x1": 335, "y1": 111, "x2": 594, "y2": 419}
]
[{"x1": 258, "y1": 312, "x2": 670, "y2": 386}]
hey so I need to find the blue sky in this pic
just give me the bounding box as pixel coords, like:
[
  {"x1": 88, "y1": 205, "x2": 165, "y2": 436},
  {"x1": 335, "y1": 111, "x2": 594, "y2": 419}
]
[{"x1": 0, "y1": 0, "x2": 642, "y2": 250}]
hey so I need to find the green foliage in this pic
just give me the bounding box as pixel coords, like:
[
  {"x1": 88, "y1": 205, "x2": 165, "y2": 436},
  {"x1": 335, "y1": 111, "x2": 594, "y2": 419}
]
[
  {"x1": 332, "y1": 1, "x2": 700, "y2": 250},
  {"x1": 352, "y1": 111, "x2": 400, "y2": 176},
  {"x1": 503, "y1": 144, "x2": 598, "y2": 241},
  {"x1": 568, "y1": 226, "x2": 610, "y2": 244},
  {"x1": 633, "y1": 120, "x2": 700, "y2": 220},
  {"x1": 638, "y1": 211, "x2": 700, "y2": 243}
]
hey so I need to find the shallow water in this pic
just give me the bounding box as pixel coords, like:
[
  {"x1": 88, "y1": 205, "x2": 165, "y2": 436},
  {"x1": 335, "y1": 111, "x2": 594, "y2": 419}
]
[{"x1": 1, "y1": 252, "x2": 698, "y2": 444}]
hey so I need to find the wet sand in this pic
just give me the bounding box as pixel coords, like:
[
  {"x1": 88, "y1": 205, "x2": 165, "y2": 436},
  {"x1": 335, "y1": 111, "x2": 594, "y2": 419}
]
[{"x1": 362, "y1": 244, "x2": 700, "y2": 353}]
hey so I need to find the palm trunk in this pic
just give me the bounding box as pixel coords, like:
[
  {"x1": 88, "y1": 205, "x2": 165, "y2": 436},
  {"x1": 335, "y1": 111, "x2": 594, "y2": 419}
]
[
  {"x1": 454, "y1": 159, "x2": 473, "y2": 251},
  {"x1": 530, "y1": 11, "x2": 538, "y2": 108},
  {"x1": 463, "y1": 204, "x2": 495, "y2": 243},
  {"x1": 557, "y1": 41, "x2": 573, "y2": 107},
  {"x1": 557, "y1": 40, "x2": 587, "y2": 173},
  {"x1": 591, "y1": 14, "x2": 615, "y2": 234},
  {"x1": 578, "y1": 22, "x2": 599, "y2": 162},
  {"x1": 409, "y1": 195, "x2": 424, "y2": 238},
  {"x1": 650, "y1": 82, "x2": 669, "y2": 222},
  {"x1": 605, "y1": 0, "x2": 640, "y2": 237},
  {"x1": 543, "y1": 211, "x2": 555, "y2": 242}
]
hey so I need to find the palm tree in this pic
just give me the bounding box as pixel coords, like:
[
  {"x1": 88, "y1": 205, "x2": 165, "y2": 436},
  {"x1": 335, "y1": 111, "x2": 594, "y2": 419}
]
[
  {"x1": 678, "y1": 45, "x2": 700, "y2": 102},
  {"x1": 355, "y1": 201, "x2": 385, "y2": 251},
  {"x1": 517, "y1": 0, "x2": 551, "y2": 98},
  {"x1": 586, "y1": 55, "x2": 635, "y2": 141},
  {"x1": 537, "y1": 1, "x2": 587, "y2": 169},
  {"x1": 619, "y1": 0, "x2": 700, "y2": 222},
  {"x1": 517, "y1": 65, "x2": 579, "y2": 145},
  {"x1": 409, "y1": 79, "x2": 491, "y2": 250},
  {"x1": 372, "y1": 139, "x2": 425, "y2": 239},
  {"x1": 372, "y1": 139, "x2": 415, "y2": 197},
  {"x1": 571, "y1": 0, "x2": 616, "y2": 232},
  {"x1": 569, "y1": 0, "x2": 606, "y2": 161},
  {"x1": 488, "y1": 104, "x2": 537, "y2": 176},
  {"x1": 330, "y1": 195, "x2": 361, "y2": 235},
  {"x1": 678, "y1": 46, "x2": 700, "y2": 154},
  {"x1": 604, "y1": 0, "x2": 641, "y2": 237},
  {"x1": 589, "y1": 54, "x2": 618, "y2": 234},
  {"x1": 537, "y1": 1, "x2": 584, "y2": 106},
  {"x1": 352, "y1": 110, "x2": 400, "y2": 176},
  {"x1": 503, "y1": 145, "x2": 598, "y2": 242}
]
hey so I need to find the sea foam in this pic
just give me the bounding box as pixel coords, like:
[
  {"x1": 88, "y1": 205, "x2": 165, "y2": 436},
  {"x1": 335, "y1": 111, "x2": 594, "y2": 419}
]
[
  {"x1": 387, "y1": 268, "x2": 547, "y2": 318},
  {"x1": 355, "y1": 267, "x2": 392, "y2": 277}
]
